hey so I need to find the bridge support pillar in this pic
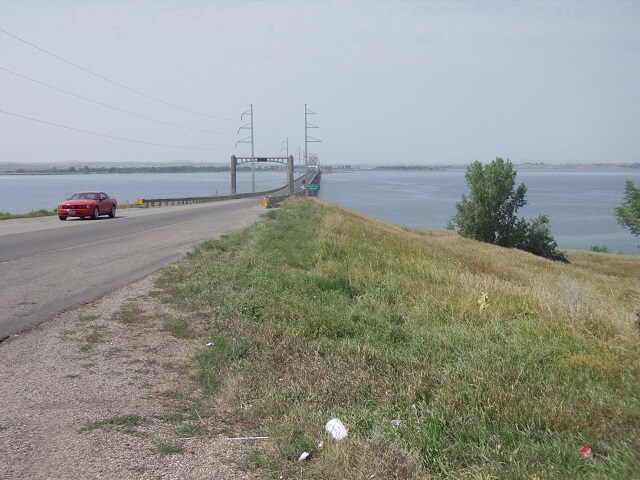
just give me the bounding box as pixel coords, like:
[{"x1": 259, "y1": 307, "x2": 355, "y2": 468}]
[
  {"x1": 288, "y1": 155, "x2": 294, "y2": 196},
  {"x1": 231, "y1": 155, "x2": 237, "y2": 195}
]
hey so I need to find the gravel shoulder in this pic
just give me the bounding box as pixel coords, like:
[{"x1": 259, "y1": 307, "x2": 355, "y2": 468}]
[{"x1": 0, "y1": 273, "x2": 254, "y2": 480}]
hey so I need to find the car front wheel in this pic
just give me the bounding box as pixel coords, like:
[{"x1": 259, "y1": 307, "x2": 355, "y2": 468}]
[
  {"x1": 109, "y1": 205, "x2": 116, "y2": 218},
  {"x1": 58, "y1": 216, "x2": 67, "y2": 221},
  {"x1": 92, "y1": 207, "x2": 100, "y2": 220}
]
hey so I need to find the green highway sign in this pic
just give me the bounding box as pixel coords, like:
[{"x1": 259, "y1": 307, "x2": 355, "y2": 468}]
[{"x1": 306, "y1": 183, "x2": 320, "y2": 191}]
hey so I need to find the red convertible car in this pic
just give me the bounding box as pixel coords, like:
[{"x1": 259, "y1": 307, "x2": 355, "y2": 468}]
[{"x1": 57, "y1": 191, "x2": 117, "y2": 220}]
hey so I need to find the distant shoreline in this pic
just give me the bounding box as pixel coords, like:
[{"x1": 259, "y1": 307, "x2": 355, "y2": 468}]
[
  {"x1": 0, "y1": 166, "x2": 284, "y2": 176},
  {"x1": 1, "y1": 162, "x2": 638, "y2": 175},
  {"x1": 515, "y1": 162, "x2": 640, "y2": 170}
]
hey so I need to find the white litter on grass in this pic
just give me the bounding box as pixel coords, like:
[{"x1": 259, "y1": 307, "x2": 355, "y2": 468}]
[
  {"x1": 325, "y1": 418, "x2": 348, "y2": 441},
  {"x1": 205, "y1": 342, "x2": 214, "y2": 347},
  {"x1": 298, "y1": 451, "x2": 310, "y2": 462}
]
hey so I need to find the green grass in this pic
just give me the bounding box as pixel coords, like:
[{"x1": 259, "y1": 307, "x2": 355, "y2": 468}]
[
  {"x1": 76, "y1": 314, "x2": 99, "y2": 324},
  {"x1": 80, "y1": 414, "x2": 147, "y2": 434},
  {"x1": 78, "y1": 325, "x2": 106, "y2": 353},
  {"x1": 174, "y1": 423, "x2": 208, "y2": 438},
  {"x1": 162, "y1": 317, "x2": 195, "y2": 339},
  {"x1": 155, "y1": 198, "x2": 640, "y2": 479},
  {"x1": 0, "y1": 209, "x2": 56, "y2": 220},
  {"x1": 154, "y1": 441, "x2": 184, "y2": 456},
  {"x1": 112, "y1": 302, "x2": 151, "y2": 325}
]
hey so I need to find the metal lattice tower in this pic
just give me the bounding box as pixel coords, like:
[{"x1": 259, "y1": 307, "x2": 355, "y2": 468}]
[
  {"x1": 305, "y1": 104, "x2": 321, "y2": 170},
  {"x1": 236, "y1": 104, "x2": 255, "y2": 192}
]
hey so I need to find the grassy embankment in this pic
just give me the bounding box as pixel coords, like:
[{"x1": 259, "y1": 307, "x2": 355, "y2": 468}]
[
  {"x1": 155, "y1": 198, "x2": 640, "y2": 479},
  {"x1": 0, "y1": 209, "x2": 57, "y2": 220}
]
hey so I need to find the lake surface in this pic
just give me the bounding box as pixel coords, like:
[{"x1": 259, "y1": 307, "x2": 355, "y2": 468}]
[
  {"x1": 0, "y1": 171, "x2": 291, "y2": 210},
  {"x1": 317, "y1": 168, "x2": 640, "y2": 254},
  {"x1": 1, "y1": 168, "x2": 639, "y2": 254}
]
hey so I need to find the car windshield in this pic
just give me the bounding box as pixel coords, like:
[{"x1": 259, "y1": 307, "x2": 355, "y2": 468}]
[{"x1": 70, "y1": 193, "x2": 98, "y2": 200}]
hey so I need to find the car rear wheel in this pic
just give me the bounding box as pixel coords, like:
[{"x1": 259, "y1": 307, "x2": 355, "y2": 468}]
[
  {"x1": 58, "y1": 216, "x2": 67, "y2": 221},
  {"x1": 92, "y1": 207, "x2": 100, "y2": 220},
  {"x1": 109, "y1": 205, "x2": 116, "y2": 218}
]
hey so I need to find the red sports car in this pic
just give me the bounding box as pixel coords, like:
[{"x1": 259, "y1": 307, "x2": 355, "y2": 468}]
[{"x1": 57, "y1": 191, "x2": 117, "y2": 220}]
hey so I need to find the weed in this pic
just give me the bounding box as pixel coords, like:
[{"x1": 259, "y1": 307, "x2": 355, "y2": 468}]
[
  {"x1": 78, "y1": 326, "x2": 105, "y2": 352},
  {"x1": 84, "y1": 331, "x2": 103, "y2": 344},
  {"x1": 162, "y1": 360, "x2": 187, "y2": 372},
  {"x1": 113, "y1": 302, "x2": 150, "y2": 325},
  {"x1": 80, "y1": 414, "x2": 147, "y2": 434},
  {"x1": 174, "y1": 423, "x2": 207, "y2": 438},
  {"x1": 162, "y1": 317, "x2": 194, "y2": 339},
  {"x1": 57, "y1": 328, "x2": 75, "y2": 341},
  {"x1": 154, "y1": 441, "x2": 184, "y2": 456},
  {"x1": 77, "y1": 314, "x2": 98, "y2": 324},
  {"x1": 104, "y1": 347, "x2": 125, "y2": 357}
]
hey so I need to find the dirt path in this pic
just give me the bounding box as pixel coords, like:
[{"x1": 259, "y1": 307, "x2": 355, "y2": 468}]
[{"x1": 0, "y1": 274, "x2": 252, "y2": 480}]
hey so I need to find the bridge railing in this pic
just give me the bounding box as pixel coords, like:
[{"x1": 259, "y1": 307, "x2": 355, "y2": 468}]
[{"x1": 261, "y1": 170, "x2": 321, "y2": 208}]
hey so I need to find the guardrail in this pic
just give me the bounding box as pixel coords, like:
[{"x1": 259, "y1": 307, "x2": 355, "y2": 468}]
[{"x1": 262, "y1": 170, "x2": 321, "y2": 208}]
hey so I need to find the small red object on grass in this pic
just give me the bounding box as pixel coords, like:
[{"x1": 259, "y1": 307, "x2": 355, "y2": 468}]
[{"x1": 580, "y1": 443, "x2": 593, "y2": 461}]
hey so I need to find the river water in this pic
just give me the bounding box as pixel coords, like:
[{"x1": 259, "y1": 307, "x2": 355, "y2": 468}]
[{"x1": 1, "y1": 168, "x2": 638, "y2": 254}]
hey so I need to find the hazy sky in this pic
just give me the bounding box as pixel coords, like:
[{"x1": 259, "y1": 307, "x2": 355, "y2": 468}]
[{"x1": 1, "y1": 0, "x2": 639, "y2": 166}]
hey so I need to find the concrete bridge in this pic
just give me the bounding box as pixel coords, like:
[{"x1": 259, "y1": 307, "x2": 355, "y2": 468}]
[
  {"x1": 231, "y1": 154, "x2": 320, "y2": 197},
  {"x1": 139, "y1": 156, "x2": 320, "y2": 207}
]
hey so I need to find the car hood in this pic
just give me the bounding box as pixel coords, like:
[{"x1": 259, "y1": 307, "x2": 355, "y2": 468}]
[{"x1": 59, "y1": 199, "x2": 97, "y2": 206}]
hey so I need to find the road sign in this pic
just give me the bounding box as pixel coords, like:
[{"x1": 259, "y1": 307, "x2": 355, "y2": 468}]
[{"x1": 306, "y1": 183, "x2": 320, "y2": 191}]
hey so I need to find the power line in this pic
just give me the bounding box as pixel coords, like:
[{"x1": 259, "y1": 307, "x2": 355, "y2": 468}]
[
  {"x1": 0, "y1": 27, "x2": 237, "y2": 122},
  {"x1": 0, "y1": 66, "x2": 233, "y2": 135},
  {"x1": 0, "y1": 109, "x2": 230, "y2": 151},
  {"x1": 73, "y1": 0, "x2": 210, "y2": 86}
]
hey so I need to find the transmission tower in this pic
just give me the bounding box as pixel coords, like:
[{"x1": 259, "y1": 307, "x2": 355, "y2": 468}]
[
  {"x1": 305, "y1": 104, "x2": 321, "y2": 170},
  {"x1": 236, "y1": 104, "x2": 255, "y2": 192}
]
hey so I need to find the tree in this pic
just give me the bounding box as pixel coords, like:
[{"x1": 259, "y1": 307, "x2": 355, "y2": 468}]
[
  {"x1": 523, "y1": 214, "x2": 569, "y2": 263},
  {"x1": 614, "y1": 180, "x2": 640, "y2": 238},
  {"x1": 449, "y1": 158, "x2": 528, "y2": 247},
  {"x1": 449, "y1": 157, "x2": 568, "y2": 262}
]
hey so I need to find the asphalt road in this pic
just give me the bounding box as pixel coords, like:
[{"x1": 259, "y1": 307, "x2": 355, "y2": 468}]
[{"x1": 0, "y1": 198, "x2": 265, "y2": 340}]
